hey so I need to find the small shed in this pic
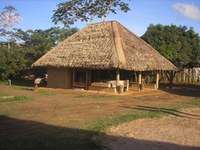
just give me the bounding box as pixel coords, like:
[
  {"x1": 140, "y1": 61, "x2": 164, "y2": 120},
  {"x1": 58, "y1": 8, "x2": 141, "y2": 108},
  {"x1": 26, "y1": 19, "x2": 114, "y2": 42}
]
[{"x1": 32, "y1": 21, "x2": 176, "y2": 92}]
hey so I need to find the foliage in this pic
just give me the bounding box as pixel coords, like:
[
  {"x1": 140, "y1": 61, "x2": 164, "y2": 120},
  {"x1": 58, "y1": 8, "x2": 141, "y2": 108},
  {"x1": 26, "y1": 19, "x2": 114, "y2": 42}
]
[
  {"x1": 0, "y1": 46, "x2": 27, "y2": 80},
  {"x1": 0, "y1": 27, "x2": 78, "y2": 80},
  {"x1": 142, "y1": 24, "x2": 200, "y2": 68},
  {"x1": 52, "y1": 0, "x2": 131, "y2": 25},
  {"x1": 14, "y1": 27, "x2": 78, "y2": 63}
]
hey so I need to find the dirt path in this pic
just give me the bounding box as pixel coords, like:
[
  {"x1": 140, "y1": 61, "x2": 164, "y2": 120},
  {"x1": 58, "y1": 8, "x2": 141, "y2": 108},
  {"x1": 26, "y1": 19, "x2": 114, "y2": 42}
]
[{"x1": 103, "y1": 108, "x2": 200, "y2": 150}]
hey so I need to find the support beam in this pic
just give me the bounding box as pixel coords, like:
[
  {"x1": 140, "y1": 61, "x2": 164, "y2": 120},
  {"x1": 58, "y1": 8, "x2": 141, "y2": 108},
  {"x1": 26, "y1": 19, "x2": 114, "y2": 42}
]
[
  {"x1": 116, "y1": 69, "x2": 120, "y2": 86},
  {"x1": 138, "y1": 72, "x2": 142, "y2": 91},
  {"x1": 156, "y1": 71, "x2": 160, "y2": 90},
  {"x1": 116, "y1": 69, "x2": 121, "y2": 93},
  {"x1": 88, "y1": 70, "x2": 92, "y2": 86},
  {"x1": 86, "y1": 70, "x2": 89, "y2": 90},
  {"x1": 85, "y1": 70, "x2": 91, "y2": 90},
  {"x1": 138, "y1": 72, "x2": 142, "y2": 84}
]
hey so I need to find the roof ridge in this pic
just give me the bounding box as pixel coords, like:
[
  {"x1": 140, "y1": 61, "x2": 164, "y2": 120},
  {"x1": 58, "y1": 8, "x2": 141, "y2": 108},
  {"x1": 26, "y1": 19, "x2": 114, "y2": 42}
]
[
  {"x1": 111, "y1": 21, "x2": 126, "y2": 68},
  {"x1": 88, "y1": 20, "x2": 118, "y2": 26}
]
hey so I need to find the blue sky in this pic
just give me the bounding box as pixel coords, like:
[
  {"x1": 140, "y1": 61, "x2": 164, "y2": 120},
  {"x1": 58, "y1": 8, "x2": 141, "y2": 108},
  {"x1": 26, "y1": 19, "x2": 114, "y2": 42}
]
[{"x1": 0, "y1": 0, "x2": 200, "y2": 36}]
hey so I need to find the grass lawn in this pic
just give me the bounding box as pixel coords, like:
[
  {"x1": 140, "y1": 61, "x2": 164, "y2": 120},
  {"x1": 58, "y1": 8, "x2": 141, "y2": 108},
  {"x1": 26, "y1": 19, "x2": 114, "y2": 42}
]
[{"x1": 0, "y1": 82, "x2": 200, "y2": 150}]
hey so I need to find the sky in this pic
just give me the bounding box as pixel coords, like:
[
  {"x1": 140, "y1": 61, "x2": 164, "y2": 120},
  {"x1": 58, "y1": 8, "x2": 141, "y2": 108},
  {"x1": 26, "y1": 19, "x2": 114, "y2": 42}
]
[{"x1": 0, "y1": 0, "x2": 200, "y2": 36}]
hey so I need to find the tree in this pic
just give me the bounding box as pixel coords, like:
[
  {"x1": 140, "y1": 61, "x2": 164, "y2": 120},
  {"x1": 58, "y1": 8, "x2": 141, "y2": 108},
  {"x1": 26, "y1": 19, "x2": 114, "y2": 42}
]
[
  {"x1": 0, "y1": 6, "x2": 21, "y2": 49},
  {"x1": 0, "y1": 46, "x2": 27, "y2": 80},
  {"x1": 0, "y1": 6, "x2": 21, "y2": 28},
  {"x1": 142, "y1": 24, "x2": 200, "y2": 67},
  {"x1": 15, "y1": 27, "x2": 78, "y2": 63},
  {"x1": 52, "y1": 0, "x2": 131, "y2": 25},
  {"x1": 0, "y1": 27, "x2": 78, "y2": 80},
  {"x1": 142, "y1": 24, "x2": 200, "y2": 84}
]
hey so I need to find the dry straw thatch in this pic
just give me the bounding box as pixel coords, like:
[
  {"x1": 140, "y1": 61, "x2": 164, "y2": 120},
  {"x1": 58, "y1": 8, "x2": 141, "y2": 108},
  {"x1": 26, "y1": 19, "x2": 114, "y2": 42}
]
[{"x1": 33, "y1": 21, "x2": 176, "y2": 71}]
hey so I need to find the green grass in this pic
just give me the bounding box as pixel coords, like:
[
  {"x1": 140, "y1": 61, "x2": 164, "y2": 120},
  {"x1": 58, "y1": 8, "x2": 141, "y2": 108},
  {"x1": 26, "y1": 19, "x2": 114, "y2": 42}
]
[
  {"x1": 0, "y1": 93, "x2": 9, "y2": 96},
  {"x1": 165, "y1": 98, "x2": 200, "y2": 110},
  {"x1": 0, "y1": 96, "x2": 29, "y2": 103},
  {"x1": 14, "y1": 86, "x2": 34, "y2": 91},
  {"x1": 86, "y1": 110, "x2": 163, "y2": 132},
  {"x1": 38, "y1": 90, "x2": 57, "y2": 95},
  {"x1": 75, "y1": 94, "x2": 115, "y2": 99},
  {"x1": 0, "y1": 81, "x2": 7, "y2": 85},
  {"x1": 0, "y1": 111, "x2": 20, "y2": 116},
  {"x1": 189, "y1": 98, "x2": 200, "y2": 106}
]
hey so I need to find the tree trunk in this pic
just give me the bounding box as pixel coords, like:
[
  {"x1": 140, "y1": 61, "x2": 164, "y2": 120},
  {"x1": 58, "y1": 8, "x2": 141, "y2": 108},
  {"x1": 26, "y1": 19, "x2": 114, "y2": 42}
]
[
  {"x1": 8, "y1": 42, "x2": 10, "y2": 49},
  {"x1": 165, "y1": 71, "x2": 176, "y2": 89}
]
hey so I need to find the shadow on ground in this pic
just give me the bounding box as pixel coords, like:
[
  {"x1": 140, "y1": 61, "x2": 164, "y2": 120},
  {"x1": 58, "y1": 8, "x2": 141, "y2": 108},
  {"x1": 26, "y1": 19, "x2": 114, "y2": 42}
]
[
  {"x1": 0, "y1": 116, "x2": 199, "y2": 150},
  {"x1": 160, "y1": 84, "x2": 200, "y2": 98}
]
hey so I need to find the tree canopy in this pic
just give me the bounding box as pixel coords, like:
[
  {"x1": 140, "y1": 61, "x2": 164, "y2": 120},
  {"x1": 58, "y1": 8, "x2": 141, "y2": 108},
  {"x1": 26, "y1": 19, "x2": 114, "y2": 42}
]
[
  {"x1": 52, "y1": 0, "x2": 131, "y2": 25},
  {"x1": 0, "y1": 27, "x2": 78, "y2": 80},
  {"x1": 0, "y1": 6, "x2": 21, "y2": 48},
  {"x1": 0, "y1": 5, "x2": 21, "y2": 28},
  {"x1": 142, "y1": 24, "x2": 200, "y2": 68}
]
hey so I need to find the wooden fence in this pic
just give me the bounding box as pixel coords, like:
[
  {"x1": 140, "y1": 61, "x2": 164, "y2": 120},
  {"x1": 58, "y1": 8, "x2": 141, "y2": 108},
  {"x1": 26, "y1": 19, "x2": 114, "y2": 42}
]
[{"x1": 160, "y1": 68, "x2": 200, "y2": 84}]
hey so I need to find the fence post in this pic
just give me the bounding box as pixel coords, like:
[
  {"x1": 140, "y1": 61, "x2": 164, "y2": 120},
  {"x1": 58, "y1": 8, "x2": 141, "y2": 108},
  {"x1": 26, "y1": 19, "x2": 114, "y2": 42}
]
[{"x1": 8, "y1": 79, "x2": 11, "y2": 86}]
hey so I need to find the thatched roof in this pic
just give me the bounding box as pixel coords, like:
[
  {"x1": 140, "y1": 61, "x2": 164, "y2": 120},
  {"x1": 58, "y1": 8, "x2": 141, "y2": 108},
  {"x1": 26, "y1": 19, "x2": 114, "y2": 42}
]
[{"x1": 32, "y1": 21, "x2": 176, "y2": 71}]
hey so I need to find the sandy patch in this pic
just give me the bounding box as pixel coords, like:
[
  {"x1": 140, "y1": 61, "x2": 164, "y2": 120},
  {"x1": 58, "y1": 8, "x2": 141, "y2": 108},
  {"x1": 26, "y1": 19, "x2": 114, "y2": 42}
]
[{"x1": 103, "y1": 108, "x2": 200, "y2": 150}]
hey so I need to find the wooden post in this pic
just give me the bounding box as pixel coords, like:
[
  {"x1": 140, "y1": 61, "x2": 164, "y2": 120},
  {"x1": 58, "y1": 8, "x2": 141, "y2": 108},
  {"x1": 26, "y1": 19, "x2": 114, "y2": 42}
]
[
  {"x1": 126, "y1": 80, "x2": 129, "y2": 91},
  {"x1": 116, "y1": 69, "x2": 120, "y2": 93},
  {"x1": 134, "y1": 72, "x2": 137, "y2": 83},
  {"x1": 138, "y1": 72, "x2": 142, "y2": 91},
  {"x1": 156, "y1": 71, "x2": 160, "y2": 90},
  {"x1": 88, "y1": 70, "x2": 92, "y2": 87},
  {"x1": 116, "y1": 69, "x2": 120, "y2": 86},
  {"x1": 8, "y1": 79, "x2": 12, "y2": 86},
  {"x1": 191, "y1": 68, "x2": 194, "y2": 84},
  {"x1": 86, "y1": 70, "x2": 89, "y2": 90}
]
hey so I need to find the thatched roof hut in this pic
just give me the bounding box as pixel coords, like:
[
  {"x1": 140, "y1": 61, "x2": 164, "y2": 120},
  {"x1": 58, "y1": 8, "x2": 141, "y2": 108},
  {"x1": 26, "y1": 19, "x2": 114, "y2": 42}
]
[{"x1": 32, "y1": 21, "x2": 176, "y2": 71}]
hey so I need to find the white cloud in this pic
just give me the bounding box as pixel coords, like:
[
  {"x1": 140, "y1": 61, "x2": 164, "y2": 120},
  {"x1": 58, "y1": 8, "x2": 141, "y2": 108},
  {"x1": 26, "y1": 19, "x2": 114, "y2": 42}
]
[{"x1": 172, "y1": 3, "x2": 200, "y2": 21}]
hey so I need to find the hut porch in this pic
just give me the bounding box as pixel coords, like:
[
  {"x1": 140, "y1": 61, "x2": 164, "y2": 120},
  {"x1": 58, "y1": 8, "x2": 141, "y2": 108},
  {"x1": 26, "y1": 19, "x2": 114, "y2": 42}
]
[{"x1": 71, "y1": 69, "x2": 160, "y2": 93}]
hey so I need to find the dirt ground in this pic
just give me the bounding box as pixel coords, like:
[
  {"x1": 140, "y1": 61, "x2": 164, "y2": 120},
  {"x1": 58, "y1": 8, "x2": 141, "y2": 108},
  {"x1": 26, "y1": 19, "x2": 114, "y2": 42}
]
[
  {"x1": 0, "y1": 84, "x2": 199, "y2": 126},
  {"x1": 103, "y1": 107, "x2": 200, "y2": 150},
  {"x1": 0, "y1": 84, "x2": 200, "y2": 149}
]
